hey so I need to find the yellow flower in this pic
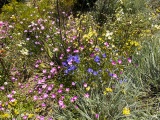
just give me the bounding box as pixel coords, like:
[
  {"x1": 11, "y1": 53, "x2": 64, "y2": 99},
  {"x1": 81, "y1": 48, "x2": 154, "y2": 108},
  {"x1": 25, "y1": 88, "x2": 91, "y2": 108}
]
[
  {"x1": 105, "y1": 88, "x2": 113, "y2": 92},
  {"x1": 9, "y1": 100, "x2": 17, "y2": 106},
  {"x1": 2, "y1": 113, "x2": 10, "y2": 118},
  {"x1": 103, "y1": 91, "x2": 107, "y2": 95},
  {"x1": 104, "y1": 88, "x2": 113, "y2": 95},
  {"x1": 28, "y1": 114, "x2": 34, "y2": 118},
  {"x1": 8, "y1": 105, "x2": 12, "y2": 109},
  {"x1": 35, "y1": 108, "x2": 41, "y2": 113},
  {"x1": 86, "y1": 86, "x2": 90, "y2": 91},
  {"x1": 122, "y1": 107, "x2": 130, "y2": 115},
  {"x1": 14, "y1": 109, "x2": 19, "y2": 115}
]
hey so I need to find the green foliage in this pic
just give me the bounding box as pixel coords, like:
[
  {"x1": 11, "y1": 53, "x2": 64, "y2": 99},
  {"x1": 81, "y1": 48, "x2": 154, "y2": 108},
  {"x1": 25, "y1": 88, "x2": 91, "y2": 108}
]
[
  {"x1": 0, "y1": 0, "x2": 159, "y2": 119},
  {"x1": 124, "y1": 34, "x2": 160, "y2": 94},
  {"x1": 52, "y1": 80, "x2": 158, "y2": 119}
]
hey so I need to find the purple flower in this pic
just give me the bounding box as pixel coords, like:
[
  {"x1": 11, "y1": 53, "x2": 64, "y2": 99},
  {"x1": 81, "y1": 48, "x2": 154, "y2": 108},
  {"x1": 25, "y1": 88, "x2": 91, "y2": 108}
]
[
  {"x1": 87, "y1": 68, "x2": 93, "y2": 73},
  {"x1": 102, "y1": 53, "x2": 106, "y2": 58},
  {"x1": 73, "y1": 55, "x2": 80, "y2": 63},
  {"x1": 94, "y1": 56, "x2": 100, "y2": 63},
  {"x1": 109, "y1": 73, "x2": 113, "y2": 77},
  {"x1": 93, "y1": 71, "x2": 98, "y2": 76},
  {"x1": 62, "y1": 62, "x2": 68, "y2": 67},
  {"x1": 68, "y1": 65, "x2": 77, "y2": 71},
  {"x1": 64, "y1": 69, "x2": 69, "y2": 74},
  {"x1": 95, "y1": 114, "x2": 99, "y2": 119}
]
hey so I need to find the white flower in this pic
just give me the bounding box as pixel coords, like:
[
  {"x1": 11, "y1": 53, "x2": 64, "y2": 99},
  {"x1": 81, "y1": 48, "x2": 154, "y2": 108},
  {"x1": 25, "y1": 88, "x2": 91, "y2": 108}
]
[{"x1": 20, "y1": 48, "x2": 29, "y2": 55}]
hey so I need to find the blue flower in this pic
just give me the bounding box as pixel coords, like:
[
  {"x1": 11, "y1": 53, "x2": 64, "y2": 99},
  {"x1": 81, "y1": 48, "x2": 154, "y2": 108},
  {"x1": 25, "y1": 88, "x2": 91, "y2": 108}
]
[
  {"x1": 109, "y1": 73, "x2": 113, "y2": 77},
  {"x1": 94, "y1": 56, "x2": 100, "y2": 63},
  {"x1": 64, "y1": 69, "x2": 69, "y2": 74},
  {"x1": 73, "y1": 55, "x2": 80, "y2": 63},
  {"x1": 102, "y1": 53, "x2": 106, "y2": 58},
  {"x1": 67, "y1": 55, "x2": 73, "y2": 63},
  {"x1": 67, "y1": 55, "x2": 80, "y2": 64},
  {"x1": 62, "y1": 62, "x2": 68, "y2": 67},
  {"x1": 68, "y1": 65, "x2": 77, "y2": 71},
  {"x1": 87, "y1": 68, "x2": 93, "y2": 73},
  {"x1": 93, "y1": 71, "x2": 98, "y2": 76}
]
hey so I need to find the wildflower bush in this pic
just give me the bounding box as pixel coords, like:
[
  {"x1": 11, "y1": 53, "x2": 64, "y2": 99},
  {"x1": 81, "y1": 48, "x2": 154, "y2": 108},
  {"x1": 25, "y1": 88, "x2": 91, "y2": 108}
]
[{"x1": 0, "y1": 0, "x2": 159, "y2": 119}]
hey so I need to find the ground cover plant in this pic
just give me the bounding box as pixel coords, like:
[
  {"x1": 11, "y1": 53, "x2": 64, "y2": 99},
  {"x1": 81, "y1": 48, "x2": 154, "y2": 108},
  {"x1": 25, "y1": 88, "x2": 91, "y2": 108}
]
[{"x1": 0, "y1": 0, "x2": 160, "y2": 119}]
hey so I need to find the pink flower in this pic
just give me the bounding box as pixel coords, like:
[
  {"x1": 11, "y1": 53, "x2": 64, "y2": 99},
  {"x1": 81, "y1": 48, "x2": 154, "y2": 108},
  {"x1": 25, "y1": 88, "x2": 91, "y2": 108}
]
[
  {"x1": 50, "y1": 62, "x2": 54, "y2": 66},
  {"x1": 72, "y1": 82, "x2": 76, "y2": 86},
  {"x1": 59, "y1": 84, "x2": 63, "y2": 88},
  {"x1": 22, "y1": 115, "x2": 28, "y2": 120},
  {"x1": 84, "y1": 93, "x2": 90, "y2": 98},
  {"x1": 48, "y1": 118, "x2": 53, "y2": 120},
  {"x1": 47, "y1": 86, "x2": 53, "y2": 91},
  {"x1": 95, "y1": 114, "x2": 99, "y2": 119},
  {"x1": 70, "y1": 96, "x2": 78, "y2": 102},
  {"x1": 74, "y1": 105, "x2": 78, "y2": 109},
  {"x1": 48, "y1": 75, "x2": 51, "y2": 79},
  {"x1": 60, "y1": 96, "x2": 65, "y2": 100},
  {"x1": 83, "y1": 83, "x2": 87, "y2": 88},
  {"x1": 12, "y1": 90, "x2": 16, "y2": 94},
  {"x1": 70, "y1": 98, "x2": 74, "y2": 102},
  {"x1": 51, "y1": 94, "x2": 56, "y2": 99},
  {"x1": 57, "y1": 89, "x2": 62, "y2": 93},
  {"x1": 111, "y1": 61, "x2": 116, "y2": 65},
  {"x1": 73, "y1": 96, "x2": 78, "y2": 101},
  {"x1": 7, "y1": 94, "x2": 13, "y2": 98},
  {"x1": 43, "y1": 93, "x2": 48, "y2": 99},
  {"x1": 66, "y1": 48, "x2": 71, "y2": 52},
  {"x1": 41, "y1": 26, "x2": 45, "y2": 30},
  {"x1": 74, "y1": 49, "x2": 79, "y2": 53},
  {"x1": 35, "y1": 64, "x2": 39, "y2": 68},
  {"x1": 61, "y1": 104, "x2": 66, "y2": 109},
  {"x1": 0, "y1": 86, "x2": 4, "y2": 90},
  {"x1": 58, "y1": 100, "x2": 64, "y2": 106},
  {"x1": 37, "y1": 116, "x2": 45, "y2": 120},
  {"x1": 65, "y1": 88, "x2": 70, "y2": 92},
  {"x1": 41, "y1": 103, "x2": 46, "y2": 107},
  {"x1": 10, "y1": 98, "x2": 16, "y2": 102},
  {"x1": 33, "y1": 96, "x2": 38, "y2": 101},
  {"x1": 118, "y1": 59, "x2": 122, "y2": 64},
  {"x1": 128, "y1": 58, "x2": 132, "y2": 63},
  {"x1": 112, "y1": 73, "x2": 117, "y2": 78},
  {"x1": 50, "y1": 67, "x2": 57, "y2": 73},
  {"x1": 42, "y1": 84, "x2": 47, "y2": 89},
  {"x1": 42, "y1": 69, "x2": 47, "y2": 74},
  {"x1": 104, "y1": 42, "x2": 109, "y2": 47},
  {"x1": 0, "y1": 21, "x2": 4, "y2": 27}
]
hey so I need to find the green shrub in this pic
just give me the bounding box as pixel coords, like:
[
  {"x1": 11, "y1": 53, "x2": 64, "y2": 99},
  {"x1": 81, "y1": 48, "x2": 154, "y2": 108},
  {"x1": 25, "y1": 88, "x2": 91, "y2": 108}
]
[{"x1": 124, "y1": 33, "x2": 160, "y2": 95}]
